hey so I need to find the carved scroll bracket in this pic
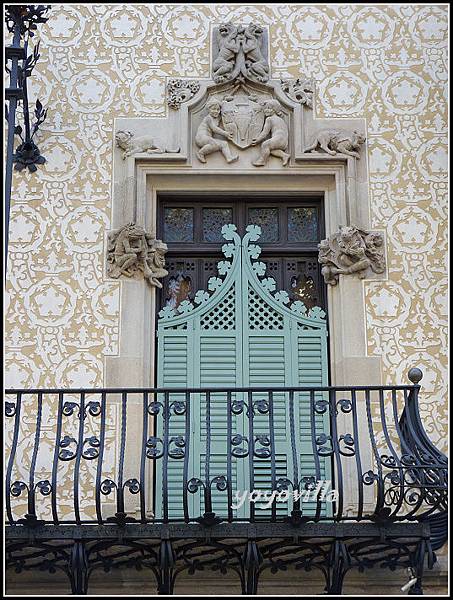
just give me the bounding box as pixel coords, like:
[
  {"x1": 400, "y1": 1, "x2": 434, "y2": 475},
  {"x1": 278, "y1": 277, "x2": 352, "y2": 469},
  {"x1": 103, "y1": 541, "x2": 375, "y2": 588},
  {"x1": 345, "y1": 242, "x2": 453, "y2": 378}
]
[
  {"x1": 318, "y1": 226, "x2": 385, "y2": 285},
  {"x1": 106, "y1": 223, "x2": 168, "y2": 287}
]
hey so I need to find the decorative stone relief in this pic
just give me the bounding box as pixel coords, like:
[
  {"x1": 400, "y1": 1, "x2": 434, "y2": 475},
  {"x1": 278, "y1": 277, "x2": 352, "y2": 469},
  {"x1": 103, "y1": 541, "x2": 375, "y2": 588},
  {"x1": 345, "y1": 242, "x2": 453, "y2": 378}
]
[
  {"x1": 106, "y1": 223, "x2": 168, "y2": 287},
  {"x1": 280, "y1": 77, "x2": 315, "y2": 108},
  {"x1": 212, "y1": 22, "x2": 269, "y2": 84},
  {"x1": 115, "y1": 130, "x2": 179, "y2": 159},
  {"x1": 167, "y1": 78, "x2": 200, "y2": 110},
  {"x1": 195, "y1": 99, "x2": 239, "y2": 164},
  {"x1": 318, "y1": 226, "x2": 385, "y2": 285},
  {"x1": 251, "y1": 99, "x2": 290, "y2": 166},
  {"x1": 195, "y1": 85, "x2": 289, "y2": 167},
  {"x1": 304, "y1": 129, "x2": 366, "y2": 159}
]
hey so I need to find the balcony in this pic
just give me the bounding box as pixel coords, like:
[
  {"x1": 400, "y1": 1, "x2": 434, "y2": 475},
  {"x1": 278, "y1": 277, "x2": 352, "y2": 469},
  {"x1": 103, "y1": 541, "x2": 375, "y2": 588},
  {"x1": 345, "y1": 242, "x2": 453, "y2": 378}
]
[{"x1": 5, "y1": 369, "x2": 447, "y2": 594}]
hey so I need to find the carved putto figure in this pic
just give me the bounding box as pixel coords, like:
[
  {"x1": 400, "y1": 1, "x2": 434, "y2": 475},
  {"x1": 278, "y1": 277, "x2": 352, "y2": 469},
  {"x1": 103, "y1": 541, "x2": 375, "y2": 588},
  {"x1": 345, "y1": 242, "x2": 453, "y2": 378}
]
[
  {"x1": 318, "y1": 225, "x2": 385, "y2": 285},
  {"x1": 115, "y1": 130, "x2": 179, "y2": 160},
  {"x1": 304, "y1": 130, "x2": 365, "y2": 159},
  {"x1": 251, "y1": 100, "x2": 290, "y2": 166},
  {"x1": 195, "y1": 99, "x2": 239, "y2": 164},
  {"x1": 212, "y1": 22, "x2": 269, "y2": 84},
  {"x1": 107, "y1": 223, "x2": 168, "y2": 287}
]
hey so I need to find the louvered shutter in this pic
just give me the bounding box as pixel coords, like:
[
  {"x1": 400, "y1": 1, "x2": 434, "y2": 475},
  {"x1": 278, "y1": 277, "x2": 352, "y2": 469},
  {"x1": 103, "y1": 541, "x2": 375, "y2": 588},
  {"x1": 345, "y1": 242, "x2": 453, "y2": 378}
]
[{"x1": 156, "y1": 224, "x2": 329, "y2": 520}]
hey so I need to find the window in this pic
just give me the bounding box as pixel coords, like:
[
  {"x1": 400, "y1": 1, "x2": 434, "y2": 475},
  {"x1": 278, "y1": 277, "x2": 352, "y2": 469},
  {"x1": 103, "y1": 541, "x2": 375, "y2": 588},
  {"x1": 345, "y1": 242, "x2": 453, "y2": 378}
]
[{"x1": 157, "y1": 196, "x2": 325, "y2": 311}]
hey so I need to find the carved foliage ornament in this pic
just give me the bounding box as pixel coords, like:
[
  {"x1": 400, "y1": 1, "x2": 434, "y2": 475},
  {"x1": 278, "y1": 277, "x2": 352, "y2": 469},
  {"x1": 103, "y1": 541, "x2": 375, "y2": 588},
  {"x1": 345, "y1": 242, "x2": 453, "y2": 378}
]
[
  {"x1": 318, "y1": 226, "x2": 385, "y2": 285},
  {"x1": 280, "y1": 77, "x2": 315, "y2": 109},
  {"x1": 167, "y1": 78, "x2": 200, "y2": 110},
  {"x1": 115, "y1": 130, "x2": 179, "y2": 159},
  {"x1": 212, "y1": 22, "x2": 269, "y2": 84},
  {"x1": 107, "y1": 223, "x2": 168, "y2": 287}
]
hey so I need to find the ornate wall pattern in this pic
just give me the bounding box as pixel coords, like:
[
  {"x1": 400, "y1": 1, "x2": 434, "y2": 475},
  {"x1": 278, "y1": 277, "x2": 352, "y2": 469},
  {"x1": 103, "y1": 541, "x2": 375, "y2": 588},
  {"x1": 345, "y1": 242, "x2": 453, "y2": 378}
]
[{"x1": 5, "y1": 2, "x2": 448, "y2": 469}]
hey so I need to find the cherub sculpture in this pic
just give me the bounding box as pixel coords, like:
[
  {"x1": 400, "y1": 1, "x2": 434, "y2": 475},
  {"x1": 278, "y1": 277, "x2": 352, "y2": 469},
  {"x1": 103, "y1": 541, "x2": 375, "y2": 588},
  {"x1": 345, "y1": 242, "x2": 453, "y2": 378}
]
[
  {"x1": 195, "y1": 99, "x2": 239, "y2": 164},
  {"x1": 251, "y1": 100, "x2": 290, "y2": 166}
]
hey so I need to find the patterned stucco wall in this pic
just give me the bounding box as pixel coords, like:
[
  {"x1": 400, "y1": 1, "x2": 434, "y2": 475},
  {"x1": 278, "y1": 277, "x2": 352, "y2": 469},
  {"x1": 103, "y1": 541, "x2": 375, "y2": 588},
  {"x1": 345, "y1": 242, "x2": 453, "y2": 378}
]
[{"x1": 5, "y1": 4, "x2": 448, "y2": 450}]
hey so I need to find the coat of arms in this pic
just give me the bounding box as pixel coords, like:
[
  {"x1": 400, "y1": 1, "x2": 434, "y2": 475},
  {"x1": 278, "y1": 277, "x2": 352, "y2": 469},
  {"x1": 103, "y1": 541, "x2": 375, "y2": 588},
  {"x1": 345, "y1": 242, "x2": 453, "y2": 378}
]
[{"x1": 220, "y1": 92, "x2": 267, "y2": 149}]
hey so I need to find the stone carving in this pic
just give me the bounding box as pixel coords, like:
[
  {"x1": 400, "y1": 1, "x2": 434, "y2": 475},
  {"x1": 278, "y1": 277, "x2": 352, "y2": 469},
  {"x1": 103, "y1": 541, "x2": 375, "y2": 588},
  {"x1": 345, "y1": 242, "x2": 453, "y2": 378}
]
[
  {"x1": 107, "y1": 223, "x2": 168, "y2": 287},
  {"x1": 304, "y1": 130, "x2": 365, "y2": 159},
  {"x1": 251, "y1": 99, "x2": 290, "y2": 166},
  {"x1": 318, "y1": 226, "x2": 385, "y2": 285},
  {"x1": 212, "y1": 23, "x2": 269, "y2": 84},
  {"x1": 115, "y1": 130, "x2": 179, "y2": 159},
  {"x1": 167, "y1": 78, "x2": 200, "y2": 110},
  {"x1": 195, "y1": 90, "x2": 290, "y2": 167},
  {"x1": 220, "y1": 90, "x2": 267, "y2": 149},
  {"x1": 195, "y1": 99, "x2": 239, "y2": 163},
  {"x1": 280, "y1": 77, "x2": 315, "y2": 108}
]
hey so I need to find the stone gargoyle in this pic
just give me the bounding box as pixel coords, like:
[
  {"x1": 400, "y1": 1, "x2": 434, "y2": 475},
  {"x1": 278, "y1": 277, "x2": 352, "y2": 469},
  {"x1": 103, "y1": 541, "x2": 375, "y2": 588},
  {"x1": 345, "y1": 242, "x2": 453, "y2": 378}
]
[
  {"x1": 318, "y1": 225, "x2": 385, "y2": 285},
  {"x1": 107, "y1": 222, "x2": 168, "y2": 287}
]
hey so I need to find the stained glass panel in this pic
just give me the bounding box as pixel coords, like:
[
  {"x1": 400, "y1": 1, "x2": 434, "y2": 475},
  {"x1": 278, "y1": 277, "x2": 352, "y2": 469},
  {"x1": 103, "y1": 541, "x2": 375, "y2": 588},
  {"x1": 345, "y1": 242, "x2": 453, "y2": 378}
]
[
  {"x1": 203, "y1": 208, "x2": 233, "y2": 242},
  {"x1": 164, "y1": 208, "x2": 194, "y2": 242},
  {"x1": 165, "y1": 273, "x2": 192, "y2": 309},
  {"x1": 291, "y1": 274, "x2": 318, "y2": 309},
  {"x1": 248, "y1": 208, "x2": 279, "y2": 242},
  {"x1": 288, "y1": 207, "x2": 318, "y2": 242}
]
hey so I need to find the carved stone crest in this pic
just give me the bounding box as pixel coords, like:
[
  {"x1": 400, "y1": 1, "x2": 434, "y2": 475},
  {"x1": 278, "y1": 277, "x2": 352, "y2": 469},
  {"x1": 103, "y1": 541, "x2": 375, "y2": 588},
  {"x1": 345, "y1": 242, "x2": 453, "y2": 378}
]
[
  {"x1": 220, "y1": 90, "x2": 266, "y2": 149},
  {"x1": 194, "y1": 84, "x2": 290, "y2": 167},
  {"x1": 107, "y1": 223, "x2": 168, "y2": 287},
  {"x1": 212, "y1": 22, "x2": 269, "y2": 84},
  {"x1": 318, "y1": 226, "x2": 385, "y2": 285}
]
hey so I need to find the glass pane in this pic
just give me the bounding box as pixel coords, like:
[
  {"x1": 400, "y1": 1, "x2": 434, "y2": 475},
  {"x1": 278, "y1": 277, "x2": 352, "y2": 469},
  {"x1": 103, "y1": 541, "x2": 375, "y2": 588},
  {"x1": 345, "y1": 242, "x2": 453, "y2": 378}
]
[
  {"x1": 288, "y1": 207, "x2": 318, "y2": 242},
  {"x1": 165, "y1": 273, "x2": 193, "y2": 309},
  {"x1": 248, "y1": 207, "x2": 279, "y2": 242},
  {"x1": 203, "y1": 208, "x2": 233, "y2": 242},
  {"x1": 164, "y1": 208, "x2": 194, "y2": 242},
  {"x1": 291, "y1": 274, "x2": 318, "y2": 309}
]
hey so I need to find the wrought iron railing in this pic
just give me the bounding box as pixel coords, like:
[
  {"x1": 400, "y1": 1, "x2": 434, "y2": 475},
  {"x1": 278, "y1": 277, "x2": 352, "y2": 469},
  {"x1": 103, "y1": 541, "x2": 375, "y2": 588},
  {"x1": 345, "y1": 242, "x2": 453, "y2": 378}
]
[{"x1": 5, "y1": 369, "x2": 447, "y2": 530}]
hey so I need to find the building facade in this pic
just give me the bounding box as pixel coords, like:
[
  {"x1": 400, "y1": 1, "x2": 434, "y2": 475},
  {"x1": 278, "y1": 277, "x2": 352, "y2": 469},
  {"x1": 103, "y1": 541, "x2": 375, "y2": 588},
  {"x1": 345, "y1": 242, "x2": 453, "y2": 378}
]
[{"x1": 5, "y1": 4, "x2": 448, "y2": 595}]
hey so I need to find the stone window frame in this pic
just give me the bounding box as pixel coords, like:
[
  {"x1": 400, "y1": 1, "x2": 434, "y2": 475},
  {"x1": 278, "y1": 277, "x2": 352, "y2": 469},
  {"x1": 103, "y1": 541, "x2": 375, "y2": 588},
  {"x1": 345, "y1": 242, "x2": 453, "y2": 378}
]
[
  {"x1": 106, "y1": 161, "x2": 385, "y2": 395},
  {"x1": 107, "y1": 129, "x2": 386, "y2": 517}
]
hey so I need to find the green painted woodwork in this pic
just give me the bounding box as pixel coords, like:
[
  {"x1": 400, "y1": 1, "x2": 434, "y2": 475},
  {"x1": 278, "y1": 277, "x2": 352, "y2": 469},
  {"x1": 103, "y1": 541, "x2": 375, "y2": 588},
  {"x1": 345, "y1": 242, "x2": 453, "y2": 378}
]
[{"x1": 156, "y1": 224, "x2": 329, "y2": 520}]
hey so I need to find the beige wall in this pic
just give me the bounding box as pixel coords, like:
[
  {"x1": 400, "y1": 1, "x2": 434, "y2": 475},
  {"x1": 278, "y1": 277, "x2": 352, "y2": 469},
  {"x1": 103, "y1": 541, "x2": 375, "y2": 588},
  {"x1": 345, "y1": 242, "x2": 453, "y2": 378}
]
[{"x1": 5, "y1": 3, "x2": 448, "y2": 460}]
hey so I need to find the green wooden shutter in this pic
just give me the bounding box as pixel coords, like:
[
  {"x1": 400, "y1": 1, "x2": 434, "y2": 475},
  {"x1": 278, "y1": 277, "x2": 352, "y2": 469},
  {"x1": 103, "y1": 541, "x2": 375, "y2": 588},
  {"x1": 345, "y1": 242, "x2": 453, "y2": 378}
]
[{"x1": 156, "y1": 224, "x2": 329, "y2": 520}]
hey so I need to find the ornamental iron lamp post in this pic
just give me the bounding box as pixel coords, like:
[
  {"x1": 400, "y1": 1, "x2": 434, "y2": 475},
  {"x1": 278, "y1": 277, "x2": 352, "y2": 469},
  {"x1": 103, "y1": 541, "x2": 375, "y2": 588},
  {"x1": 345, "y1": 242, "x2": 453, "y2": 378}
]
[{"x1": 4, "y1": 4, "x2": 50, "y2": 277}]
